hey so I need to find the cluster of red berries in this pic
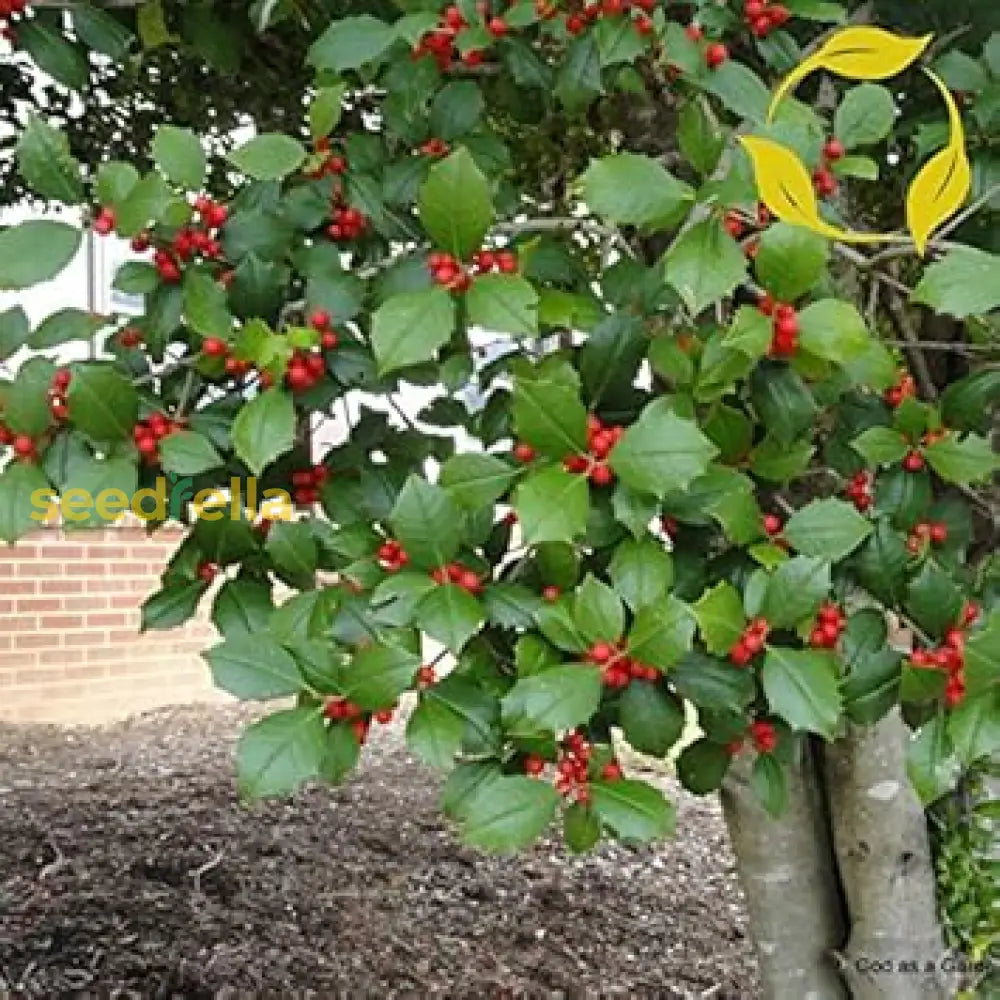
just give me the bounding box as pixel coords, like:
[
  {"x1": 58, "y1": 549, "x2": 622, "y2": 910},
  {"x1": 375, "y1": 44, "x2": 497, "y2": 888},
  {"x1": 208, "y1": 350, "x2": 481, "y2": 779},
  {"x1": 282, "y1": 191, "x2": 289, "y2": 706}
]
[
  {"x1": 723, "y1": 202, "x2": 771, "y2": 241},
  {"x1": 200, "y1": 338, "x2": 257, "y2": 380},
  {"x1": 808, "y1": 602, "x2": 845, "y2": 649},
  {"x1": 327, "y1": 205, "x2": 367, "y2": 242},
  {"x1": 427, "y1": 248, "x2": 518, "y2": 292},
  {"x1": 285, "y1": 349, "x2": 327, "y2": 393},
  {"x1": 905, "y1": 519, "x2": 948, "y2": 554},
  {"x1": 884, "y1": 371, "x2": 916, "y2": 409},
  {"x1": 47, "y1": 368, "x2": 71, "y2": 423},
  {"x1": 309, "y1": 309, "x2": 340, "y2": 350},
  {"x1": 193, "y1": 195, "x2": 229, "y2": 231},
  {"x1": 429, "y1": 561, "x2": 485, "y2": 594},
  {"x1": 844, "y1": 469, "x2": 874, "y2": 512},
  {"x1": 725, "y1": 719, "x2": 780, "y2": 756},
  {"x1": 758, "y1": 296, "x2": 800, "y2": 357},
  {"x1": 376, "y1": 539, "x2": 410, "y2": 572},
  {"x1": 909, "y1": 603, "x2": 979, "y2": 708},
  {"x1": 524, "y1": 731, "x2": 622, "y2": 805},
  {"x1": 585, "y1": 639, "x2": 660, "y2": 689},
  {"x1": 323, "y1": 698, "x2": 396, "y2": 743},
  {"x1": 0, "y1": 425, "x2": 38, "y2": 461},
  {"x1": 741, "y1": 0, "x2": 790, "y2": 38},
  {"x1": 132, "y1": 412, "x2": 180, "y2": 464},
  {"x1": 308, "y1": 138, "x2": 348, "y2": 179},
  {"x1": 420, "y1": 138, "x2": 450, "y2": 158},
  {"x1": 813, "y1": 139, "x2": 845, "y2": 199},
  {"x1": 291, "y1": 464, "x2": 330, "y2": 506},
  {"x1": 729, "y1": 617, "x2": 770, "y2": 666},
  {"x1": 413, "y1": 5, "x2": 486, "y2": 70},
  {"x1": 564, "y1": 0, "x2": 656, "y2": 37},
  {"x1": 562, "y1": 414, "x2": 626, "y2": 486}
]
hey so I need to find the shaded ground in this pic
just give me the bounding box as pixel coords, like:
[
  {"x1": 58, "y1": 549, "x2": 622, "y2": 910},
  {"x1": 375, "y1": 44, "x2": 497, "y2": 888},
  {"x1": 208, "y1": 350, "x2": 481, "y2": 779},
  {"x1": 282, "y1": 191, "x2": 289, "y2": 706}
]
[{"x1": 0, "y1": 705, "x2": 759, "y2": 998}]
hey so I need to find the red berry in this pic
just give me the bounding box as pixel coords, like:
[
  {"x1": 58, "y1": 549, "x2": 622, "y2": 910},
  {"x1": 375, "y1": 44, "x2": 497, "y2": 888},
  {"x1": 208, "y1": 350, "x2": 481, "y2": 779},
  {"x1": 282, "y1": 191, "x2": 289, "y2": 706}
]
[
  {"x1": 417, "y1": 665, "x2": 437, "y2": 687},
  {"x1": 751, "y1": 720, "x2": 778, "y2": 754},
  {"x1": 902, "y1": 451, "x2": 925, "y2": 473},
  {"x1": 310, "y1": 309, "x2": 331, "y2": 330},
  {"x1": 601, "y1": 762, "x2": 623, "y2": 781},
  {"x1": 203, "y1": 337, "x2": 227, "y2": 357},
  {"x1": 542, "y1": 585, "x2": 560, "y2": 602},
  {"x1": 12, "y1": 434, "x2": 34, "y2": 458},
  {"x1": 589, "y1": 642, "x2": 613, "y2": 664},
  {"x1": 763, "y1": 514, "x2": 783, "y2": 536},
  {"x1": 774, "y1": 312, "x2": 799, "y2": 339},
  {"x1": 685, "y1": 23, "x2": 703, "y2": 41},
  {"x1": 961, "y1": 601, "x2": 979, "y2": 627},
  {"x1": 729, "y1": 641, "x2": 752, "y2": 667},
  {"x1": 743, "y1": 631, "x2": 764, "y2": 655},
  {"x1": 823, "y1": 137, "x2": 845, "y2": 162},
  {"x1": 929, "y1": 522, "x2": 948, "y2": 545},
  {"x1": 487, "y1": 16, "x2": 507, "y2": 36},
  {"x1": 524, "y1": 754, "x2": 545, "y2": 776},
  {"x1": 514, "y1": 442, "x2": 536, "y2": 463},
  {"x1": 197, "y1": 561, "x2": 217, "y2": 583},
  {"x1": 705, "y1": 43, "x2": 728, "y2": 69},
  {"x1": 321, "y1": 331, "x2": 339, "y2": 350},
  {"x1": 588, "y1": 463, "x2": 613, "y2": 486},
  {"x1": 497, "y1": 250, "x2": 518, "y2": 275}
]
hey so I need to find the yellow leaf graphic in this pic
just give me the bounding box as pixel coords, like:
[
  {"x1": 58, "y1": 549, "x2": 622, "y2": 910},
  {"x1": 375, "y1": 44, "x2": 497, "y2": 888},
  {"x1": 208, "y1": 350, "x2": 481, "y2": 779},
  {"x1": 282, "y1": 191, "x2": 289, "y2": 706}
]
[
  {"x1": 768, "y1": 27, "x2": 931, "y2": 121},
  {"x1": 740, "y1": 137, "x2": 887, "y2": 244},
  {"x1": 905, "y1": 70, "x2": 971, "y2": 256}
]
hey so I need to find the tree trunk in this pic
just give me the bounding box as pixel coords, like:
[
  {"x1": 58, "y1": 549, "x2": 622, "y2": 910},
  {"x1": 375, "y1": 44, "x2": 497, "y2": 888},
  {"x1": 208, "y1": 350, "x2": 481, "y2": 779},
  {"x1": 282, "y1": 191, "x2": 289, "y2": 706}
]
[
  {"x1": 720, "y1": 739, "x2": 849, "y2": 1000},
  {"x1": 823, "y1": 711, "x2": 950, "y2": 1000}
]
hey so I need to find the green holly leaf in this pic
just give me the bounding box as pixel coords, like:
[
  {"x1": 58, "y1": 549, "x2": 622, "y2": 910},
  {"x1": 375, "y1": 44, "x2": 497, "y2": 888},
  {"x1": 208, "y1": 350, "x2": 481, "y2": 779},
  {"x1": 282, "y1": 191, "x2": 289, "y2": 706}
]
[
  {"x1": 372, "y1": 286, "x2": 455, "y2": 375},
  {"x1": 66, "y1": 365, "x2": 139, "y2": 441},
  {"x1": 574, "y1": 574, "x2": 626, "y2": 643},
  {"x1": 308, "y1": 14, "x2": 397, "y2": 72},
  {"x1": 140, "y1": 580, "x2": 204, "y2": 631},
  {"x1": 18, "y1": 20, "x2": 88, "y2": 90},
  {"x1": 619, "y1": 682, "x2": 685, "y2": 757},
  {"x1": 17, "y1": 115, "x2": 84, "y2": 203},
  {"x1": 342, "y1": 642, "x2": 422, "y2": 710},
  {"x1": 912, "y1": 247, "x2": 1000, "y2": 319},
  {"x1": 0, "y1": 221, "x2": 81, "y2": 291},
  {"x1": 627, "y1": 596, "x2": 695, "y2": 669},
  {"x1": 512, "y1": 375, "x2": 588, "y2": 458},
  {"x1": 212, "y1": 579, "x2": 274, "y2": 638},
  {"x1": 947, "y1": 689, "x2": 1000, "y2": 765},
  {"x1": 676, "y1": 739, "x2": 731, "y2": 795},
  {"x1": 228, "y1": 134, "x2": 306, "y2": 180},
  {"x1": 580, "y1": 153, "x2": 693, "y2": 231},
  {"x1": 72, "y1": 3, "x2": 134, "y2": 58},
  {"x1": 406, "y1": 694, "x2": 467, "y2": 769},
  {"x1": 783, "y1": 498, "x2": 873, "y2": 561},
  {"x1": 924, "y1": 433, "x2": 999, "y2": 485},
  {"x1": 555, "y1": 34, "x2": 604, "y2": 111},
  {"x1": 466, "y1": 274, "x2": 539, "y2": 335},
  {"x1": 693, "y1": 581, "x2": 746, "y2": 656},
  {"x1": 965, "y1": 610, "x2": 1000, "y2": 696},
  {"x1": 749, "y1": 363, "x2": 818, "y2": 445},
  {"x1": 608, "y1": 537, "x2": 674, "y2": 611},
  {"x1": 501, "y1": 665, "x2": 603, "y2": 734},
  {"x1": 152, "y1": 125, "x2": 206, "y2": 189},
  {"x1": 158, "y1": 429, "x2": 224, "y2": 476},
  {"x1": 834, "y1": 83, "x2": 895, "y2": 148},
  {"x1": 751, "y1": 754, "x2": 788, "y2": 818},
  {"x1": 418, "y1": 147, "x2": 494, "y2": 260},
  {"x1": 762, "y1": 647, "x2": 842, "y2": 739},
  {"x1": 0, "y1": 461, "x2": 50, "y2": 544},
  {"x1": 231, "y1": 389, "x2": 295, "y2": 474},
  {"x1": 851, "y1": 426, "x2": 909, "y2": 466},
  {"x1": 513, "y1": 465, "x2": 589, "y2": 545},
  {"x1": 440, "y1": 452, "x2": 519, "y2": 508},
  {"x1": 414, "y1": 584, "x2": 484, "y2": 653},
  {"x1": 754, "y1": 223, "x2": 829, "y2": 301},
  {"x1": 459, "y1": 775, "x2": 560, "y2": 852},
  {"x1": 610, "y1": 400, "x2": 718, "y2": 498},
  {"x1": 563, "y1": 802, "x2": 602, "y2": 852},
  {"x1": 205, "y1": 633, "x2": 303, "y2": 699},
  {"x1": 760, "y1": 556, "x2": 831, "y2": 629},
  {"x1": 904, "y1": 563, "x2": 963, "y2": 638},
  {"x1": 664, "y1": 219, "x2": 748, "y2": 316},
  {"x1": 390, "y1": 475, "x2": 463, "y2": 568},
  {"x1": 590, "y1": 779, "x2": 675, "y2": 842},
  {"x1": 236, "y1": 707, "x2": 327, "y2": 798},
  {"x1": 798, "y1": 300, "x2": 872, "y2": 365},
  {"x1": 906, "y1": 715, "x2": 962, "y2": 805},
  {"x1": 265, "y1": 520, "x2": 319, "y2": 589},
  {"x1": 28, "y1": 308, "x2": 103, "y2": 349}
]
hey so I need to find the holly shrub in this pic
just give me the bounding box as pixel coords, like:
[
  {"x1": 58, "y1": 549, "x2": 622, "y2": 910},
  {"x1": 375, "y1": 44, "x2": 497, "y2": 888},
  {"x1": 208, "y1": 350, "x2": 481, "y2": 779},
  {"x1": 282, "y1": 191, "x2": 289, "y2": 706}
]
[{"x1": 0, "y1": 0, "x2": 999, "y2": 854}]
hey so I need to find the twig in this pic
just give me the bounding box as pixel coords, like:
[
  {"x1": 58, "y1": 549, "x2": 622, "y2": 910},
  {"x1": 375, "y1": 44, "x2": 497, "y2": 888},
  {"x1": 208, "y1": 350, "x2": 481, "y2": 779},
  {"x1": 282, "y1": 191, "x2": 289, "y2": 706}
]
[
  {"x1": 885, "y1": 289, "x2": 938, "y2": 401},
  {"x1": 175, "y1": 368, "x2": 198, "y2": 418},
  {"x1": 880, "y1": 339, "x2": 998, "y2": 355},
  {"x1": 189, "y1": 850, "x2": 224, "y2": 894},
  {"x1": 934, "y1": 182, "x2": 1000, "y2": 242},
  {"x1": 25, "y1": 808, "x2": 70, "y2": 881}
]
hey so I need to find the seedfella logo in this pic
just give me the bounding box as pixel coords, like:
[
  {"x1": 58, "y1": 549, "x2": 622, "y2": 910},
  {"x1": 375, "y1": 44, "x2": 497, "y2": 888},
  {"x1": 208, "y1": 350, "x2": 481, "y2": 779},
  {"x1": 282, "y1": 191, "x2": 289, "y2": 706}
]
[{"x1": 742, "y1": 26, "x2": 970, "y2": 255}]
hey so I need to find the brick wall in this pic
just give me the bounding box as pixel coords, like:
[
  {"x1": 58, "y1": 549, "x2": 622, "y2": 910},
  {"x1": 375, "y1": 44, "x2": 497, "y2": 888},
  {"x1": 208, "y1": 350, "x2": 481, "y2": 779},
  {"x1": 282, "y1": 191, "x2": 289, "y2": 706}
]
[{"x1": 0, "y1": 524, "x2": 225, "y2": 724}]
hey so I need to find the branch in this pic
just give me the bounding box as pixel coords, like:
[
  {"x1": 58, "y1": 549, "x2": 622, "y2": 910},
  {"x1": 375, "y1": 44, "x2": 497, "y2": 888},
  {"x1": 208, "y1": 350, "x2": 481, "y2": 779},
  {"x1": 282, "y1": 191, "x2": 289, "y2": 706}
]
[{"x1": 885, "y1": 289, "x2": 938, "y2": 401}]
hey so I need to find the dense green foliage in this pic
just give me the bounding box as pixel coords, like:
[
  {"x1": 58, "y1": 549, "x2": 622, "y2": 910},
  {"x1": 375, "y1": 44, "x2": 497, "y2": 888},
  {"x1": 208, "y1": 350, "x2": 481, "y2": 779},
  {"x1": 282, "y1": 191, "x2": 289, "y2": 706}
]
[{"x1": 1, "y1": 1, "x2": 998, "y2": 932}]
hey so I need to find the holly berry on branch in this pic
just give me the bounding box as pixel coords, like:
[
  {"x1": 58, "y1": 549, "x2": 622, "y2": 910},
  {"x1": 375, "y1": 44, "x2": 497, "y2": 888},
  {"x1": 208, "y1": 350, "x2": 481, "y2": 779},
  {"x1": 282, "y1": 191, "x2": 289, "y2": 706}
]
[
  {"x1": 729, "y1": 618, "x2": 770, "y2": 666},
  {"x1": 376, "y1": 539, "x2": 410, "y2": 572},
  {"x1": 808, "y1": 603, "x2": 845, "y2": 649}
]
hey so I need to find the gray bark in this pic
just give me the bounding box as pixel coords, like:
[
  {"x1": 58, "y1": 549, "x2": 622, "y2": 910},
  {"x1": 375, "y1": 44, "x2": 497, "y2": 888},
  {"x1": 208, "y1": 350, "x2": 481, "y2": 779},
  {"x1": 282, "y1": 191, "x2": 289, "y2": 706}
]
[
  {"x1": 720, "y1": 740, "x2": 849, "y2": 1000},
  {"x1": 823, "y1": 712, "x2": 951, "y2": 1000}
]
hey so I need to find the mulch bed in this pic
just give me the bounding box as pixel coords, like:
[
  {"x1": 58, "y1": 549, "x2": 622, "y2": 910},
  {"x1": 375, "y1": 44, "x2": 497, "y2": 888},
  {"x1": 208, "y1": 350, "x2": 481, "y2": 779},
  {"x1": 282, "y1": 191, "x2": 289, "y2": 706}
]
[{"x1": 0, "y1": 705, "x2": 759, "y2": 998}]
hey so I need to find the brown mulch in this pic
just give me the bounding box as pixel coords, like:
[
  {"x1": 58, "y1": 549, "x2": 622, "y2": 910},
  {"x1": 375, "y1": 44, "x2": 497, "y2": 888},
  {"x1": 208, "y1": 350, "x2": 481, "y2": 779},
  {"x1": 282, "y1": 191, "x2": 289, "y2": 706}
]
[{"x1": 0, "y1": 704, "x2": 759, "y2": 998}]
